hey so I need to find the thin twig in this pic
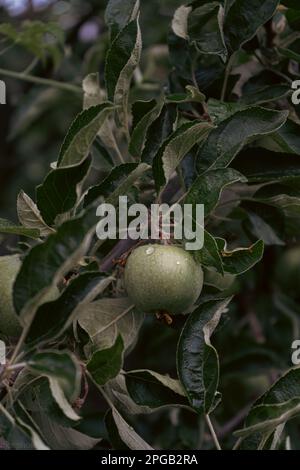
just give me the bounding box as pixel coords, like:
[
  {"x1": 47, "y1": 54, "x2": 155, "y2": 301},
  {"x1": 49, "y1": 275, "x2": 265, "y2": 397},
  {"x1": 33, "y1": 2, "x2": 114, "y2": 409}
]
[
  {"x1": 99, "y1": 238, "x2": 139, "y2": 271},
  {"x1": 22, "y1": 57, "x2": 39, "y2": 75},
  {"x1": 0, "y1": 402, "x2": 14, "y2": 422},
  {"x1": 233, "y1": 437, "x2": 243, "y2": 450},
  {"x1": 109, "y1": 129, "x2": 126, "y2": 164},
  {"x1": 205, "y1": 414, "x2": 222, "y2": 450},
  {"x1": 5, "y1": 362, "x2": 27, "y2": 372},
  {"x1": 0, "y1": 67, "x2": 82, "y2": 94},
  {"x1": 7, "y1": 323, "x2": 31, "y2": 367},
  {"x1": 86, "y1": 370, "x2": 115, "y2": 409},
  {"x1": 221, "y1": 53, "x2": 236, "y2": 101}
]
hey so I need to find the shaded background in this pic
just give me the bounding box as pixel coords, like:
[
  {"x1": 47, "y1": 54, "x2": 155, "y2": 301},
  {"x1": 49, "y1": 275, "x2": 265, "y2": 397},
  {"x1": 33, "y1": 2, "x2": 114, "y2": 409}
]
[{"x1": 0, "y1": 0, "x2": 181, "y2": 232}]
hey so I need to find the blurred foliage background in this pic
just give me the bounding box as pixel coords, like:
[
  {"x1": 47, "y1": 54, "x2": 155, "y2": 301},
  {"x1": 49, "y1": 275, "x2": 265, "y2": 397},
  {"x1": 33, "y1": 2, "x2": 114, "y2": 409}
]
[{"x1": 0, "y1": 0, "x2": 181, "y2": 228}]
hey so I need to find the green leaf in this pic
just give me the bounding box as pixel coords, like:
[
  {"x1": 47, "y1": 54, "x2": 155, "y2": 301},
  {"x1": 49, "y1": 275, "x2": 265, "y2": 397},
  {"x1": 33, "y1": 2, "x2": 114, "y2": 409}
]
[
  {"x1": 58, "y1": 103, "x2": 115, "y2": 167},
  {"x1": 105, "y1": 409, "x2": 130, "y2": 450},
  {"x1": 0, "y1": 218, "x2": 40, "y2": 239},
  {"x1": 235, "y1": 368, "x2": 300, "y2": 439},
  {"x1": 110, "y1": 407, "x2": 153, "y2": 450},
  {"x1": 23, "y1": 378, "x2": 76, "y2": 427},
  {"x1": 194, "y1": 233, "x2": 264, "y2": 275},
  {"x1": 13, "y1": 401, "x2": 49, "y2": 450},
  {"x1": 105, "y1": 19, "x2": 142, "y2": 134},
  {"x1": 34, "y1": 413, "x2": 102, "y2": 450},
  {"x1": 241, "y1": 200, "x2": 285, "y2": 245},
  {"x1": 17, "y1": 190, "x2": 54, "y2": 237},
  {"x1": 25, "y1": 273, "x2": 113, "y2": 347},
  {"x1": 240, "y1": 84, "x2": 291, "y2": 106},
  {"x1": 82, "y1": 75, "x2": 123, "y2": 166},
  {"x1": 87, "y1": 335, "x2": 124, "y2": 386},
  {"x1": 233, "y1": 148, "x2": 300, "y2": 183},
  {"x1": 166, "y1": 85, "x2": 206, "y2": 104},
  {"x1": 28, "y1": 350, "x2": 81, "y2": 403},
  {"x1": 84, "y1": 162, "x2": 150, "y2": 207},
  {"x1": 28, "y1": 350, "x2": 82, "y2": 421},
  {"x1": 172, "y1": 5, "x2": 192, "y2": 40},
  {"x1": 13, "y1": 206, "x2": 98, "y2": 319},
  {"x1": 36, "y1": 156, "x2": 91, "y2": 226},
  {"x1": 129, "y1": 99, "x2": 164, "y2": 158},
  {"x1": 105, "y1": 0, "x2": 139, "y2": 40},
  {"x1": 153, "y1": 121, "x2": 212, "y2": 191},
  {"x1": 77, "y1": 297, "x2": 144, "y2": 356},
  {"x1": 0, "y1": 401, "x2": 48, "y2": 450},
  {"x1": 35, "y1": 103, "x2": 115, "y2": 226},
  {"x1": 256, "y1": 119, "x2": 300, "y2": 155},
  {"x1": 44, "y1": 380, "x2": 81, "y2": 421},
  {"x1": 197, "y1": 107, "x2": 288, "y2": 173},
  {"x1": 188, "y1": 2, "x2": 227, "y2": 61},
  {"x1": 224, "y1": 0, "x2": 280, "y2": 52},
  {"x1": 261, "y1": 194, "x2": 300, "y2": 236},
  {"x1": 141, "y1": 104, "x2": 177, "y2": 165},
  {"x1": 185, "y1": 168, "x2": 246, "y2": 217},
  {"x1": 177, "y1": 297, "x2": 232, "y2": 414},
  {"x1": 125, "y1": 369, "x2": 189, "y2": 409},
  {"x1": 0, "y1": 405, "x2": 33, "y2": 450},
  {"x1": 217, "y1": 239, "x2": 264, "y2": 274},
  {"x1": 237, "y1": 399, "x2": 300, "y2": 439},
  {"x1": 131, "y1": 99, "x2": 157, "y2": 129},
  {"x1": 168, "y1": 32, "x2": 194, "y2": 82},
  {"x1": 194, "y1": 230, "x2": 224, "y2": 274},
  {"x1": 207, "y1": 98, "x2": 247, "y2": 124},
  {"x1": 104, "y1": 375, "x2": 151, "y2": 415}
]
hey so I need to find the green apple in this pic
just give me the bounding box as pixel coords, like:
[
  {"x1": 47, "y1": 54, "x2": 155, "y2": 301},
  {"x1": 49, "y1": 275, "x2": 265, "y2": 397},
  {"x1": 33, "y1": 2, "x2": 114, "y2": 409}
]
[{"x1": 124, "y1": 244, "x2": 203, "y2": 314}]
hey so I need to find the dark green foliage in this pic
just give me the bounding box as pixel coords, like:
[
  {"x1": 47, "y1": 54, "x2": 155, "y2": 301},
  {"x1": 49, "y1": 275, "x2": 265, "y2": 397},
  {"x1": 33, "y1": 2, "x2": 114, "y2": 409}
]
[{"x1": 0, "y1": 0, "x2": 300, "y2": 451}]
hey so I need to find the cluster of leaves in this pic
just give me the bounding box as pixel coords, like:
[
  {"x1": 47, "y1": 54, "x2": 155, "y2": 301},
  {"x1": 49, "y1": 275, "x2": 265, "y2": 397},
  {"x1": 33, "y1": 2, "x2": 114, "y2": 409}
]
[
  {"x1": 1, "y1": 0, "x2": 300, "y2": 450},
  {"x1": 0, "y1": 21, "x2": 64, "y2": 68}
]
